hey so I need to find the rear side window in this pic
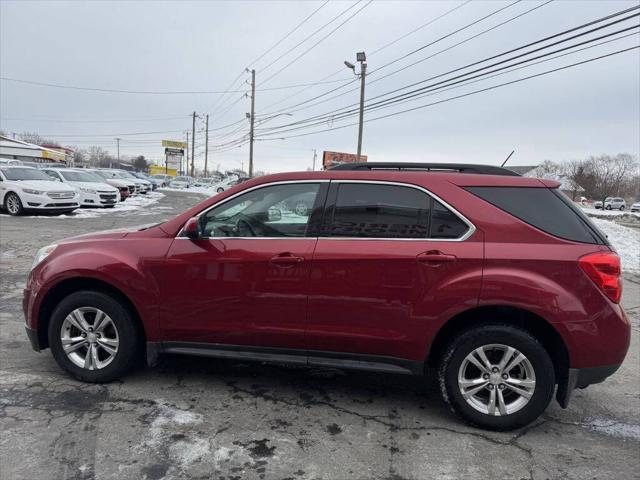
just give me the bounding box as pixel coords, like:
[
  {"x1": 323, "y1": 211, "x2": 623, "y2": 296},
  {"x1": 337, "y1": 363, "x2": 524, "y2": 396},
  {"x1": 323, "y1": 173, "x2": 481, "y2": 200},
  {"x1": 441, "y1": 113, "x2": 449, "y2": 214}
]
[
  {"x1": 327, "y1": 183, "x2": 470, "y2": 239},
  {"x1": 466, "y1": 186, "x2": 607, "y2": 245}
]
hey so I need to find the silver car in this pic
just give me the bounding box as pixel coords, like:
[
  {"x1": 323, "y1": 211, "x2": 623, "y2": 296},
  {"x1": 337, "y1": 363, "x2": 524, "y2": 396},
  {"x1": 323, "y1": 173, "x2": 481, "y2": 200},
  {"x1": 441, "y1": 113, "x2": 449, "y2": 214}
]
[{"x1": 604, "y1": 197, "x2": 626, "y2": 211}]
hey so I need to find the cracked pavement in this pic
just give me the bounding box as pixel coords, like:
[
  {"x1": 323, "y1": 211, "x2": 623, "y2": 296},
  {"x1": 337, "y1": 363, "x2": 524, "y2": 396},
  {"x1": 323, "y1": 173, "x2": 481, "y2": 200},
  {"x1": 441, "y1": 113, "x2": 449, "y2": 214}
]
[{"x1": 1, "y1": 190, "x2": 639, "y2": 480}]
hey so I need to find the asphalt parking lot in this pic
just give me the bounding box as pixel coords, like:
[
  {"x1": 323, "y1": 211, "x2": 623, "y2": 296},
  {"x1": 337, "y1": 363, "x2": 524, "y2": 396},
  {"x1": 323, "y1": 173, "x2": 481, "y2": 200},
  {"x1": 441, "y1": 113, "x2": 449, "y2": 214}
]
[{"x1": 1, "y1": 190, "x2": 638, "y2": 480}]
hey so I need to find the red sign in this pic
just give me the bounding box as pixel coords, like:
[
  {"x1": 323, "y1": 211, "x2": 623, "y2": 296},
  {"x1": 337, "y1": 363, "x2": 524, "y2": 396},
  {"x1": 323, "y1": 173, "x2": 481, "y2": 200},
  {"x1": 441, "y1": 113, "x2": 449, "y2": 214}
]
[{"x1": 322, "y1": 151, "x2": 368, "y2": 169}]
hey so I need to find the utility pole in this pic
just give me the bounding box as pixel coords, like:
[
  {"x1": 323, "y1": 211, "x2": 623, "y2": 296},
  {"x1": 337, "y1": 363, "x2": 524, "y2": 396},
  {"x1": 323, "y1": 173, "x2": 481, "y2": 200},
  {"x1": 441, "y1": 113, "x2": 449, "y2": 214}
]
[
  {"x1": 114, "y1": 137, "x2": 121, "y2": 168},
  {"x1": 191, "y1": 111, "x2": 196, "y2": 177},
  {"x1": 248, "y1": 69, "x2": 256, "y2": 177},
  {"x1": 344, "y1": 52, "x2": 367, "y2": 161},
  {"x1": 204, "y1": 114, "x2": 209, "y2": 177},
  {"x1": 185, "y1": 131, "x2": 189, "y2": 176},
  {"x1": 312, "y1": 149, "x2": 317, "y2": 171}
]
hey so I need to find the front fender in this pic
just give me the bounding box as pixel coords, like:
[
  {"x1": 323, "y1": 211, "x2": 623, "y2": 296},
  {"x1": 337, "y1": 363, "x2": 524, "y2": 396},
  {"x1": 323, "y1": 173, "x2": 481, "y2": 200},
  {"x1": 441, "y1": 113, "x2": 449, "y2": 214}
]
[{"x1": 27, "y1": 242, "x2": 166, "y2": 342}]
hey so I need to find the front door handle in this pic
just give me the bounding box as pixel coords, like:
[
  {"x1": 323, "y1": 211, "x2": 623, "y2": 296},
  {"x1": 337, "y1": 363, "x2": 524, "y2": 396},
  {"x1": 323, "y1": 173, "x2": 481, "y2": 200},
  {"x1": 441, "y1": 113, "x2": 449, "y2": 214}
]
[
  {"x1": 270, "y1": 253, "x2": 304, "y2": 266},
  {"x1": 417, "y1": 250, "x2": 457, "y2": 265}
]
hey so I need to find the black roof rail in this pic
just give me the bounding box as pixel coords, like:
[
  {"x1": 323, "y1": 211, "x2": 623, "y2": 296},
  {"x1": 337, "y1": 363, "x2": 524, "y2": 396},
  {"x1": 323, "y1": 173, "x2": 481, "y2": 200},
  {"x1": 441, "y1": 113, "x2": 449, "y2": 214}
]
[{"x1": 328, "y1": 162, "x2": 521, "y2": 176}]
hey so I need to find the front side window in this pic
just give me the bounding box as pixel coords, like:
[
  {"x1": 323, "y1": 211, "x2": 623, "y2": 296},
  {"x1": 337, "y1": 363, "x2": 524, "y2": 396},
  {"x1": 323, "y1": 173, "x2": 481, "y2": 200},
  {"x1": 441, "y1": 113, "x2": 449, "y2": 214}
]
[
  {"x1": 326, "y1": 183, "x2": 470, "y2": 240},
  {"x1": 199, "y1": 183, "x2": 321, "y2": 238}
]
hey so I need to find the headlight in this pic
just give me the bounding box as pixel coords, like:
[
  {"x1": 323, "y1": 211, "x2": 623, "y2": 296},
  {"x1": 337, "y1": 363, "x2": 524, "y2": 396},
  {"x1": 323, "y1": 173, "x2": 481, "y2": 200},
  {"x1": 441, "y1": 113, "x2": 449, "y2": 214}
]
[
  {"x1": 79, "y1": 187, "x2": 97, "y2": 194},
  {"x1": 31, "y1": 244, "x2": 57, "y2": 270},
  {"x1": 23, "y1": 188, "x2": 44, "y2": 195}
]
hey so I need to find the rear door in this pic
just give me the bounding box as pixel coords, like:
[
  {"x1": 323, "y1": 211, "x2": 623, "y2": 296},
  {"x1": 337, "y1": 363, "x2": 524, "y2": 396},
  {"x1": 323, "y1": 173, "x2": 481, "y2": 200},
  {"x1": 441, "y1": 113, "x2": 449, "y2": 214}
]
[{"x1": 306, "y1": 181, "x2": 484, "y2": 364}]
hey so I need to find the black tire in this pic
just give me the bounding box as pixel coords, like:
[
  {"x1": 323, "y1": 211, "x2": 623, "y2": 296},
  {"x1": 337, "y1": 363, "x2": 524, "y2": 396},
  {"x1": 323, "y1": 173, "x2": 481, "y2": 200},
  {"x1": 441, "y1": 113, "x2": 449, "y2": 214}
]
[
  {"x1": 620, "y1": 206, "x2": 625, "y2": 211},
  {"x1": 48, "y1": 291, "x2": 141, "y2": 382},
  {"x1": 439, "y1": 324, "x2": 555, "y2": 431},
  {"x1": 217, "y1": 187, "x2": 224, "y2": 193},
  {"x1": 4, "y1": 192, "x2": 24, "y2": 216},
  {"x1": 606, "y1": 205, "x2": 612, "y2": 210}
]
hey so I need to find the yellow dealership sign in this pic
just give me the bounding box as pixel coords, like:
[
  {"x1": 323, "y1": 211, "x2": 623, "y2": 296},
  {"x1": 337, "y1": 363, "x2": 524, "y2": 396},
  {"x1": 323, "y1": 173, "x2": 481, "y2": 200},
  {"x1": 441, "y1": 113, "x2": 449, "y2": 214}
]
[
  {"x1": 149, "y1": 165, "x2": 177, "y2": 176},
  {"x1": 41, "y1": 149, "x2": 66, "y2": 162},
  {"x1": 162, "y1": 140, "x2": 187, "y2": 149}
]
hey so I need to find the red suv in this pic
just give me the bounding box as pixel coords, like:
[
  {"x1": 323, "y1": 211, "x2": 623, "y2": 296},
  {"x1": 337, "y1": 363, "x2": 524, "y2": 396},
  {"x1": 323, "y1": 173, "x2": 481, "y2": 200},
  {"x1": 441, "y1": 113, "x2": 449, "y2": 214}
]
[{"x1": 23, "y1": 163, "x2": 630, "y2": 430}]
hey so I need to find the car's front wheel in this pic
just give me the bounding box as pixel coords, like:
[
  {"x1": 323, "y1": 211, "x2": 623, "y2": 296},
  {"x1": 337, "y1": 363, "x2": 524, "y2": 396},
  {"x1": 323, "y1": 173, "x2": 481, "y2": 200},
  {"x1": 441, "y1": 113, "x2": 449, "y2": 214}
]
[
  {"x1": 217, "y1": 187, "x2": 224, "y2": 193},
  {"x1": 620, "y1": 206, "x2": 625, "y2": 211},
  {"x1": 439, "y1": 324, "x2": 554, "y2": 431},
  {"x1": 48, "y1": 291, "x2": 140, "y2": 382},
  {"x1": 4, "y1": 192, "x2": 24, "y2": 216},
  {"x1": 606, "y1": 205, "x2": 612, "y2": 210}
]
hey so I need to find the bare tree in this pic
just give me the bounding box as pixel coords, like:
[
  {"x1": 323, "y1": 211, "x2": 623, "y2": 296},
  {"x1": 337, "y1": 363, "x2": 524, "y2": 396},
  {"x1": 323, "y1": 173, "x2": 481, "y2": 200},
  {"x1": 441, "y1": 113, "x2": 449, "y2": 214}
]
[
  {"x1": 584, "y1": 154, "x2": 638, "y2": 203},
  {"x1": 17, "y1": 132, "x2": 59, "y2": 146}
]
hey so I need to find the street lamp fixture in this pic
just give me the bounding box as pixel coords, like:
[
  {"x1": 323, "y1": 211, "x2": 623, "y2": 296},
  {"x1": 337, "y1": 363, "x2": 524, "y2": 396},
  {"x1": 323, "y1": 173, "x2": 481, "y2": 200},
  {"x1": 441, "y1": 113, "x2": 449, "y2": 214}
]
[{"x1": 344, "y1": 60, "x2": 355, "y2": 70}]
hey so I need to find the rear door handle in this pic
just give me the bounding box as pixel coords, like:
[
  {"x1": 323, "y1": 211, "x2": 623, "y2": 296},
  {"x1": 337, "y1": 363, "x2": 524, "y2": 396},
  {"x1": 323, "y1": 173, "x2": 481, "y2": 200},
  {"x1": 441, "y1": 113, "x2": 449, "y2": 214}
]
[
  {"x1": 417, "y1": 251, "x2": 457, "y2": 265},
  {"x1": 270, "y1": 253, "x2": 304, "y2": 266}
]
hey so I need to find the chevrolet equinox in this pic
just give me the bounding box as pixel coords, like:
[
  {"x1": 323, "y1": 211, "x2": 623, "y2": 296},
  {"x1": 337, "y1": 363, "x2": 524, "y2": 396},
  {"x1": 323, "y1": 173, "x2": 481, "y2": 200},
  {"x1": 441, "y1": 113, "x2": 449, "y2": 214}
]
[{"x1": 23, "y1": 163, "x2": 630, "y2": 430}]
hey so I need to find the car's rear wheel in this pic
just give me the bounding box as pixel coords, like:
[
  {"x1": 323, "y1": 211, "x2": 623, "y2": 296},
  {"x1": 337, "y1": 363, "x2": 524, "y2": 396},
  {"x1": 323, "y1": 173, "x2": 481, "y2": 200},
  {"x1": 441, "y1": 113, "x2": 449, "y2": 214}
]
[
  {"x1": 48, "y1": 291, "x2": 140, "y2": 382},
  {"x1": 5, "y1": 192, "x2": 24, "y2": 216},
  {"x1": 439, "y1": 324, "x2": 554, "y2": 431}
]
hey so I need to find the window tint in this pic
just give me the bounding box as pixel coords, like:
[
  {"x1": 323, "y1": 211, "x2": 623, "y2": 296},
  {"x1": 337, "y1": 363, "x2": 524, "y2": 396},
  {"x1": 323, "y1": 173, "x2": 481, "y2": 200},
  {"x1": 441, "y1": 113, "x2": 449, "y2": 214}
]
[
  {"x1": 327, "y1": 183, "x2": 468, "y2": 239},
  {"x1": 430, "y1": 199, "x2": 470, "y2": 239},
  {"x1": 200, "y1": 183, "x2": 321, "y2": 238},
  {"x1": 466, "y1": 186, "x2": 606, "y2": 245}
]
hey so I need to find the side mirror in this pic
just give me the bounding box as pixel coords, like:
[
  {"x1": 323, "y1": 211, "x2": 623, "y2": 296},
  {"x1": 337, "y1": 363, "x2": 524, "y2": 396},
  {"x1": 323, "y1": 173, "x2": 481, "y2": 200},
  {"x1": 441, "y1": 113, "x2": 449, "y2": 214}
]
[
  {"x1": 267, "y1": 207, "x2": 282, "y2": 222},
  {"x1": 183, "y1": 217, "x2": 201, "y2": 239}
]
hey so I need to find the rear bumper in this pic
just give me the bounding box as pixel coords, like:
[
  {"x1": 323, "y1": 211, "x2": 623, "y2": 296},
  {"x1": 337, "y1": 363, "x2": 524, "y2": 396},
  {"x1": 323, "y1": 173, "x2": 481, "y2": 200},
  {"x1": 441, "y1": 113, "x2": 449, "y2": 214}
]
[{"x1": 556, "y1": 363, "x2": 622, "y2": 408}]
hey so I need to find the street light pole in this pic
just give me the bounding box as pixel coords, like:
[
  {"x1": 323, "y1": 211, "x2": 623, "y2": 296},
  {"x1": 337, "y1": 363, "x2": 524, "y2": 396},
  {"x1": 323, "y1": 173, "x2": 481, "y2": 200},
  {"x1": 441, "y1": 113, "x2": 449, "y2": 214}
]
[
  {"x1": 191, "y1": 111, "x2": 196, "y2": 177},
  {"x1": 204, "y1": 114, "x2": 209, "y2": 177},
  {"x1": 345, "y1": 51, "x2": 367, "y2": 162},
  {"x1": 114, "y1": 137, "x2": 121, "y2": 168},
  {"x1": 248, "y1": 69, "x2": 256, "y2": 177}
]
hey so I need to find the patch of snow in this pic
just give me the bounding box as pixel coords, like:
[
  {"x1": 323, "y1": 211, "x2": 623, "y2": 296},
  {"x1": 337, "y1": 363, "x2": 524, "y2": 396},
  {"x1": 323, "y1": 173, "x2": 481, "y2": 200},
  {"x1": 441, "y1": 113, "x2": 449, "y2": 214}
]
[
  {"x1": 213, "y1": 446, "x2": 232, "y2": 466},
  {"x1": 170, "y1": 438, "x2": 211, "y2": 466},
  {"x1": 583, "y1": 417, "x2": 640, "y2": 441},
  {"x1": 590, "y1": 218, "x2": 640, "y2": 273},
  {"x1": 159, "y1": 186, "x2": 216, "y2": 196},
  {"x1": 582, "y1": 206, "x2": 640, "y2": 218}
]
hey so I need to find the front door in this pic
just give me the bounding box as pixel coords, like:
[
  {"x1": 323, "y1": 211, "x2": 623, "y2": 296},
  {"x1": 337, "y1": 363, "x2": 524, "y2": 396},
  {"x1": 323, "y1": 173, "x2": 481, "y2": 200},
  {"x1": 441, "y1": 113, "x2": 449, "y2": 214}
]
[
  {"x1": 160, "y1": 181, "x2": 326, "y2": 350},
  {"x1": 306, "y1": 181, "x2": 483, "y2": 363}
]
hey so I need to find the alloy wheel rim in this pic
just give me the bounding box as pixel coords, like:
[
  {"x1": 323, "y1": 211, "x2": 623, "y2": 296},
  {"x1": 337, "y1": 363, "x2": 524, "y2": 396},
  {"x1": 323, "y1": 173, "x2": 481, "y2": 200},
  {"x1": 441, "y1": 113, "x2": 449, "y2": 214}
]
[
  {"x1": 7, "y1": 195, "x2": 19, "y2": 213},
  {"x1": 458, "y1": 344, "x2": 536, "y2": 416},
  {"x1": 60, "y1": 307, "x2": 119, "y2": 370}
]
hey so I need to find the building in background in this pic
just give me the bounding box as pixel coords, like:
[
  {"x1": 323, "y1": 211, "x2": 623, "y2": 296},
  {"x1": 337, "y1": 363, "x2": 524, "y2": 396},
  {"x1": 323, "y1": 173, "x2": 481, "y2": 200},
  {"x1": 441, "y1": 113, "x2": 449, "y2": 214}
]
[{"x1": 0, "y1": 136, "x2": 67, "y2": 164}]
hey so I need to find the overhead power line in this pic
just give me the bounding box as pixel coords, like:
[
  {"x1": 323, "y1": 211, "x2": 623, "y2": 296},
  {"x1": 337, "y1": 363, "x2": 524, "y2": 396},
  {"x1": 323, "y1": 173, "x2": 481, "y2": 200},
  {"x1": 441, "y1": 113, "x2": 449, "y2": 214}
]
[
  {"x1": 0, "y1": 75, "x2": 356, "y2": 95},
  {"x1": 253, "y1": 45, "x2": 639, "y2": 141},
  {"x1": 254, "y1": 8, "x2": 640, "y2": 134},
  {"x1": 257, "y1": 0, "x2": 473, "y2": 113},
  {"x1": 258, "y1": 0, "x2": 530, "y2": 117},
  {"x1": 260, "y1": 0, "x2": 374, "y2": 85}
]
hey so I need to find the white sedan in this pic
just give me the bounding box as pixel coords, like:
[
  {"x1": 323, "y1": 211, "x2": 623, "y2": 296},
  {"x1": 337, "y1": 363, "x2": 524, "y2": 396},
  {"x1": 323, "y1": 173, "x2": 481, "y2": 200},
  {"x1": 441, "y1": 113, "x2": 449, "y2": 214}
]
[
  {"x1": 0, "y1": 166, "x2": 79, "y2": 216},
  {"x1": 169, "y1": 176, "x2": 195, "y2": 188},
  {"x1": 42, "y1": 168, "x2": 120, "y2": 207}
]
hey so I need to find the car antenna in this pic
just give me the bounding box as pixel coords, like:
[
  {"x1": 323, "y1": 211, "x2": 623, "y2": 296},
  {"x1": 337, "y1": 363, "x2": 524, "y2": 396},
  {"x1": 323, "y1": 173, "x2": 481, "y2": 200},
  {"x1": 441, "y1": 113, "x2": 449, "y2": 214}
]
[{"x1": 501, "y1": 150, "x2": 515, "y2": 167}]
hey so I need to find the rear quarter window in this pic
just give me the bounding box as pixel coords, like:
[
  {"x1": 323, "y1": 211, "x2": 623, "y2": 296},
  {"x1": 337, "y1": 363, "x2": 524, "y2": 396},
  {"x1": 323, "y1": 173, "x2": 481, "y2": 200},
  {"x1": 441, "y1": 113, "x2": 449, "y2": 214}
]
[{"x1": 465, "y1": 186, "x2": 607, "y2": 245}]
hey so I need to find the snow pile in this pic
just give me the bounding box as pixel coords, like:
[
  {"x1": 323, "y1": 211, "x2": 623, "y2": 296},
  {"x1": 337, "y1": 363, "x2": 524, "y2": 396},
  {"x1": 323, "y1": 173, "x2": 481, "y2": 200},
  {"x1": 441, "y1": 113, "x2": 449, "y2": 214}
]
[
  {"x1": 581, "y1": 206, "x2": 640, "y2": 218},
  {"x1": 591, "y1": 217, "x2": 640, "y2": 273},
  {"x1": 159, "y1": 186, "x2": 217, "y2": 196},
  {"x1": 582, "y1": 416, "x2": 640, "y2": 441}
]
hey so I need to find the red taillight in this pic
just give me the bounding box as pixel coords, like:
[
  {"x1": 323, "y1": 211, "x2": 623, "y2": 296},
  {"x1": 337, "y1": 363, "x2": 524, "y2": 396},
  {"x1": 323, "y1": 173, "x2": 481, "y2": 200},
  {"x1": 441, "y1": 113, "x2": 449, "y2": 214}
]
[{"x1": 579, "y1": 251, "x2": 622, "y2": 303}]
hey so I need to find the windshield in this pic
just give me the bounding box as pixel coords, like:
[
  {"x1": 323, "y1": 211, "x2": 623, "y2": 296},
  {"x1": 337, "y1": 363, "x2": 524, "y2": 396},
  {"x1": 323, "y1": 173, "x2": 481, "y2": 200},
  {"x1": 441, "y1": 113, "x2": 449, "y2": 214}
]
[
  {"x1": 174, "y1": 176, "x2": 190, "y2": 181},
  {"x1": 1, "y1": 167, "x2": 52, "y2": 181},
  {"x1": 61, "y1": 171, "x2": 104, "y2": 183}
]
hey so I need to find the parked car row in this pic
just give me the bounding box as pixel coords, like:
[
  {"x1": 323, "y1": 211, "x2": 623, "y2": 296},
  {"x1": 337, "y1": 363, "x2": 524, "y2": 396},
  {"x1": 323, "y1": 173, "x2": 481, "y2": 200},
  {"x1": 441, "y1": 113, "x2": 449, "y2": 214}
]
[
  {"x1": 0, "y1": 164, "x2": 160, "y2": 216},
  {"x1": 162, "y1": 173, "x2": 250, "y2": 192}
]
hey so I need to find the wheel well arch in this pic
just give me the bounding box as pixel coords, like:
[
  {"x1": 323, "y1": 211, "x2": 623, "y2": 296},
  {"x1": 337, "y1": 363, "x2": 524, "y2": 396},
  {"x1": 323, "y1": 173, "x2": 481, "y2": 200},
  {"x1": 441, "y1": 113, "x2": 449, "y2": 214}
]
[
  {"x1": 37, "y1": 277, "x2": 146, "y2": 349},
  {"x1": 426, "y1": 306, "x2": 569, "y2": 383}
]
